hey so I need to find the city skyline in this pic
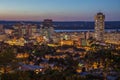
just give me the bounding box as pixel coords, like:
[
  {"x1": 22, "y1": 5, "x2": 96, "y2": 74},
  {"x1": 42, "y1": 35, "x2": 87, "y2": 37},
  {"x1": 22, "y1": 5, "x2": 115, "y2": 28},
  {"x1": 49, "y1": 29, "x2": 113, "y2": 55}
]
[{"x1": 0, "y1": 0, "x2": 120, "y2": 21}]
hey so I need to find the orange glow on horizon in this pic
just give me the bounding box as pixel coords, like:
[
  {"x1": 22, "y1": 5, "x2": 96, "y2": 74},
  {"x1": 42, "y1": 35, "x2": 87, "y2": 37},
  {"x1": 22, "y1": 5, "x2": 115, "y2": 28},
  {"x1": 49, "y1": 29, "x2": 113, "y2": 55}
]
[{"x1": 0, "y1": 13, "x2": 91, "y2": 21}]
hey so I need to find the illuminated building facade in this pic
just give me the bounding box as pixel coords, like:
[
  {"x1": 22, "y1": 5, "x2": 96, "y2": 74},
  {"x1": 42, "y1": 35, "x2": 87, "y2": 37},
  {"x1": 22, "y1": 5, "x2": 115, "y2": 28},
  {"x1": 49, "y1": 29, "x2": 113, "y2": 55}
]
[
  {"x1": 94, "y1": 12, "x2": 105, "y2": 41},
  {"x1": 13, "y1": 23, "x2": 37, "y2": 38},
  {"x1": 104, "y1": 32, "x2": 120, "y2": 44},
  {"x1": 0, "y1": 24, "x2": 5, "y2": 34},
  {"x1": 60, "y1": 40, "x2": 74, "y2": 46},
  {"x1": 40, "y1": 19, "x2": 54, "y2": 41}
]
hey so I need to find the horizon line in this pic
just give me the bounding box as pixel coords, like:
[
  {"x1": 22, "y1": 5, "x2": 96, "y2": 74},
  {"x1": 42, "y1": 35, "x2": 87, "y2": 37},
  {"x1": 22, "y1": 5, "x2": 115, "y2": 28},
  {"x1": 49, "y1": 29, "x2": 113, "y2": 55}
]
[{"x1": 0, "y1": 20, "x2": 120, "y2": 22}]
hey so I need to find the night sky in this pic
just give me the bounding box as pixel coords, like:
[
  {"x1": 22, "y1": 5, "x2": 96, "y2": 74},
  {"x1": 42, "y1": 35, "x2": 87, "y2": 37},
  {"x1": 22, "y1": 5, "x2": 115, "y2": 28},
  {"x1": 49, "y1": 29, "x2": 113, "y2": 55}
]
[{"x1": 0, "y1": 0, "x2": 120, "y2": 21}]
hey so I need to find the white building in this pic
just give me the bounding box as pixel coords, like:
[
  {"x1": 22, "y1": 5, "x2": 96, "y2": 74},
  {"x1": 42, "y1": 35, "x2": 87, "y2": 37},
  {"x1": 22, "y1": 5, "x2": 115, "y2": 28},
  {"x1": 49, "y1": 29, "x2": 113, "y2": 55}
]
[{"x1": 94, "y1": 12, "x2": 105, "y2": 41}]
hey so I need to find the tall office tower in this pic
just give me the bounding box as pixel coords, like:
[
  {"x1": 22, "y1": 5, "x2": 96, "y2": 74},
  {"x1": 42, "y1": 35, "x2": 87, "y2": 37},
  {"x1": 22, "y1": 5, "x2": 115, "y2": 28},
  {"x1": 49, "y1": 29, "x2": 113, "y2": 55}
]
[
  {"x1": 13, "y1": 23, "x2": 22, "y2": 37},
  {"x1": 94, "y1": 12, "x2": 105, "y2": 41},
  {"x1": 13, "y1": 23, "x2": 28, "y2": 37},
  {"x1": 31, "y1": 24, "x2": 37, "y2": 36},
  {"x1": 40, "y1": 19, "x2": 54, "y2": 41},
  {"x1": 43, "y1": 19, "x2": 53, "y2": 27},
  {"x1": 0, "y1": 24, "x2": 5, "y2": 34},
  {"x1": 26, "y1": 24, "x2": 37, "y2": 37}
]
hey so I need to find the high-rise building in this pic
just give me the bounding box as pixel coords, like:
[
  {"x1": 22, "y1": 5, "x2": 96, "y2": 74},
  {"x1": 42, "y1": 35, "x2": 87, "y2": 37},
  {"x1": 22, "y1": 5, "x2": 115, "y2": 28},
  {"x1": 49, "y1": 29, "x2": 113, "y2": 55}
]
[
  {"x1": 40, "y1": 19, "x2": 54, "y2": 41},
  {"x1": 13, "y1": 23, "x2": 37, "y2": 38},
  {"x1": 94, "y1": 12, "x2": 105, "y2": 41},
  {"x1": 0, "y1": 24, "x2": 5, "y2": 34},
  {"x1": 13, "y1": 23, "x2": 22, "y2": 37}
]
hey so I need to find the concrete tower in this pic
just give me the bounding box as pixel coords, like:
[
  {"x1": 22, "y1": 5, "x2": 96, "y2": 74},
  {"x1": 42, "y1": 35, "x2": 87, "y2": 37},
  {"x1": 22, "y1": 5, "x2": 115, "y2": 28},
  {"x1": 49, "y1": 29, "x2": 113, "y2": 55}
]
[
  {"x1": 40, "y1": 19, "x2": 54, "y2": 41},
  {"x1": 94, "y1": 12, "x2": 105, "y2": 41}
]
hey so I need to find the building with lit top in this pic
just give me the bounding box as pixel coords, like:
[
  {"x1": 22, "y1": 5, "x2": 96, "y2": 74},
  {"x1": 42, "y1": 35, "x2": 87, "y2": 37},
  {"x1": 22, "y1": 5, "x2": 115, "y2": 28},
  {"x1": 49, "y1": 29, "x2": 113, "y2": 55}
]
[{"x1": 94, "y1": 12, "x2": 105, "y2": 41}]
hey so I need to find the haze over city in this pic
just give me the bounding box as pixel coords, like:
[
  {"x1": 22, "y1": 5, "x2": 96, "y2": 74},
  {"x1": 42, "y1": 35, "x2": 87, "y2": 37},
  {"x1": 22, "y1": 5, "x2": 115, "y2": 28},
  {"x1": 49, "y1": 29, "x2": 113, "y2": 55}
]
[{"x1": 0, "y1": 0, "x2": 120, "y2": 21}]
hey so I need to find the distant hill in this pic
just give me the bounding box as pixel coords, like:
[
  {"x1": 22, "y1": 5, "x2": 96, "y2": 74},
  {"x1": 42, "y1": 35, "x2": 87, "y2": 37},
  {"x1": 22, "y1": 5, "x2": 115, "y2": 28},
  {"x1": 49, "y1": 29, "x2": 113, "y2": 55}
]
[{"x1": 0, "y1": 21, "x2": 120, "y2": 30}]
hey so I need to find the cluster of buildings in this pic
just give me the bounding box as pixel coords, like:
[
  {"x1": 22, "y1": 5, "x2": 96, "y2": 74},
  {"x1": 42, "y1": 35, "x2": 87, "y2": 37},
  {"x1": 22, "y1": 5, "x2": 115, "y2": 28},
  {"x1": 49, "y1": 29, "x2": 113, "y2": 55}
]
[
  {"x1": 0, "y1": 13, "x2": 120, "y2": 79},
  {"x1": 0, "y1": 12, "x2": 120, "y2": 46},
  {"x1": 94, "y1": 12, "x2": 120, "y2": 44}
]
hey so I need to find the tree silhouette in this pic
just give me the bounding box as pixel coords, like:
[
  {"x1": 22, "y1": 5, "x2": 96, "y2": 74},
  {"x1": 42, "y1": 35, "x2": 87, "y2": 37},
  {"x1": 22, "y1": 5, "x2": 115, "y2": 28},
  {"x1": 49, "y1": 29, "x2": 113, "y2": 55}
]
[{"x1": 0, "y1": 47, "x2": 17, "y2": 73}]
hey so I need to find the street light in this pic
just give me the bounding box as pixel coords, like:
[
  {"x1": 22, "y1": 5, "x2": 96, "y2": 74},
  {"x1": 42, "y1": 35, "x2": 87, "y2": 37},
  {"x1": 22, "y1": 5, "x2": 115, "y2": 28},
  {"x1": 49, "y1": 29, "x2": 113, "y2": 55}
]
[{"x1": 35, "y1": 69, "x2": 39, "y2": 74}]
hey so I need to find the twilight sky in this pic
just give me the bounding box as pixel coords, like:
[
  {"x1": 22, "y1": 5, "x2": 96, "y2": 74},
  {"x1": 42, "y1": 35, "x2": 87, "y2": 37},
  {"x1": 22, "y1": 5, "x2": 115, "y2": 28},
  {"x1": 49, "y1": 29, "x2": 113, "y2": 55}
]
[{"x1": 0, "y1": 0, "x2": 120, "y2": 21}]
